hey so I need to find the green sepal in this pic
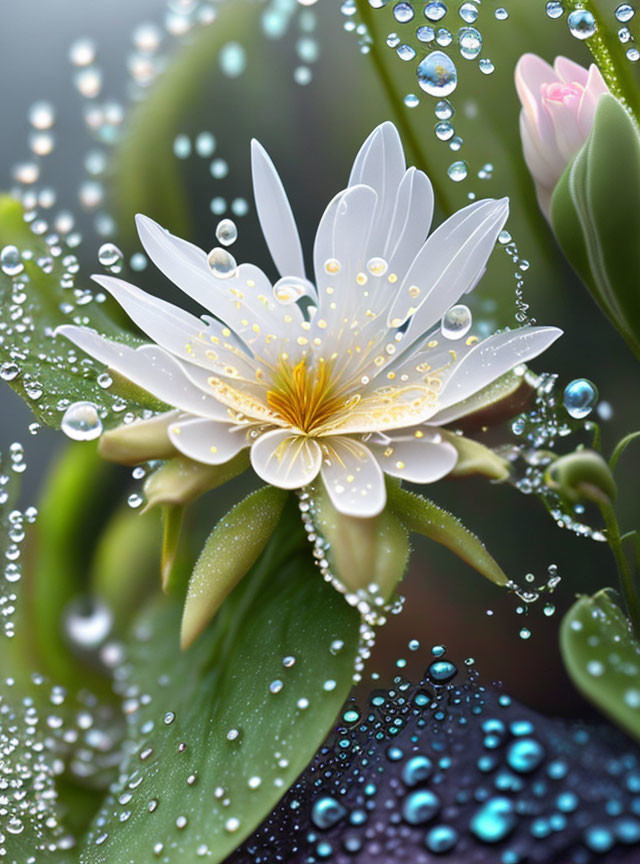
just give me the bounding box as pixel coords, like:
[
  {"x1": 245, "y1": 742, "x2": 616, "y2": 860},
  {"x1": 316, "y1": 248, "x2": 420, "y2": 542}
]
[
  {"x1": 387, "y1": 483, "x2": 508, "y2": 587},
  {"x1": 181, "y1": 486, "x2": 288, "y2": 649},
  {"x1": 561, "y1": 589, "x2": 640, "y2": 742},
  {"x1": 443, "y1": 431, "x2": 510, "y2": 482},
  {"x1": 550, "y1": 95, "x2": 640, "y2": 358},
  {"x1": 309, "y1": 482, "x2": 410, "y2": 600},
  {"x1": 143, "y1": 450, "x2": 250, "y2": 511}
]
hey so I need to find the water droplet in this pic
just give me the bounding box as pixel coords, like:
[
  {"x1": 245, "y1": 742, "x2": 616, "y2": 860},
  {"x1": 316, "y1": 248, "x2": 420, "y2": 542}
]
[
  {"x1": 269, "y1": 679, "x2": 284, "y2": 694},
  {"x1": 173, "y1": 134, "x2": 191, "y2": 159},
  {"x1": 311, "y1": 796, "x2": 347, "y2": 829},
  {"x1": 195, "y1": 131, "x2": 216, "y2": 157},
  {"x1": 69, "y1": 37, "x2": 96, "y2": 67},
  {"x1": 207, "y1": 247, "x2": 237, "y2": 279},
  {"x1": 273, "y1": 276, "x2": 313, "y2": 304},
  {"x1": 507, "y1": 738, "x2": 545, "y2": 773},
  {"x1": 61, "y1": 401, "x2": 103, "y2": 441},
  {"x1": 568, "y1": 8, "x2": 596, "y2": 39},
  {"x1": 1, "y1": 244, "x2": 24, "y2": 276},
  {"x1": 393, "y1": 2, "x2": 414, "y2": 23},
  {"x1": 545, "y1": 0, "x2": 564, "y2": 18},
  {"x1": 402, "y1": 754, "x2": 433, "y2": 786},
  {"x1": 519, "y1": 627, "x2": 531, "y2": 640},
  {"x1": 479, "y1": 57, "x2": 495, "y2": 74},
  {"x1": 417, "y1": 50, "x2": 457, "y2": 97},
  {"x1": 441, "y1": 304, "x2": 471, "y2": 339},
  {"x1": 426, "y1": 824, "x2": 458, "y2": 853},
  {"x1": 397, "y1": 43, "x2": 416, "y2": 61},
  {"x1": 435, "y1": 120, "x2": 454, "y2": 140},
  {"x1": 424, "y1": 1, "x2": 447, "y2": 22},
  {"x1": 220, "y1": 42, "x2": 246, "y2": 77},
  {"x1": 64, "y1": 596, "x2": 113, "y2": 649},
  {"x1": 616, "y1": 3, "x2": 635, "y2": 23},
  {"x1": 29, "y1": 101, "x2": 55, "y2": 130},
  {"x1": 458, "y1": 26, "x2": 482, "y2": 59},
  {"x1": 470, "y1": 797, "x2": 516, "y2": 842},
  {"x1": 215, "y1": 218, "x2": 238, "y2": 247},
  {"x1": 98, "y1": 242, "x2": 123, "y2": 272},
  {"x1": 563, "y1": 378, "x2": 598, "y2": 419},
  {"x1": 428, "y1": 659, "x2": 457, "y2": 682},
  {"x1": 495, "y1": 7, "x2": 509, "y2": 20},
  {"x1": 447, "y1": 160, "x2": 468, "y2": 182},
  {"x1": 402, "y1": 789, "x2": 440, "y2": 824},
  {"x1": 416, "y1": 25, "x2": 435, "y2": 42}
]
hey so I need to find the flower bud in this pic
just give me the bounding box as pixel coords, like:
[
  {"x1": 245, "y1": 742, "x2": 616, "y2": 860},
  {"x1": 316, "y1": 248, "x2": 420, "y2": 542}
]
[
  {"x1": 143, "y1": 451, "x2": 249, "y2": 511},
  {"x1": 515, "y1": 53, "x2": 608, "y2": 217},
  {"x1": 98, "y1": 411, "x2": 178, "y2": 465},
  {"x1": 545, "y1": 449, "x2": 617, "y2": 506},
  {"x1": 443, "y1": 432, "x2": 510, "y2": 482},
  {"x1": 310, "y1": 483, "x2": 409, "y2": 601}
]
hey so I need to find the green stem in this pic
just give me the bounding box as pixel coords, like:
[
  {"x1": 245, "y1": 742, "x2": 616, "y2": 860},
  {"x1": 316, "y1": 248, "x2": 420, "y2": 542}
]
[
  {"x1": 355, "y1": 0, "x2": 454, "y2": 214},
  {"x1": 610, "y1": 430, "x2": 640, "y2": 472},
  {"x1": 599, "y1": 498, "x2": 640, "y2": 638},
  {"x1": 569, "y1": 0, "x2": 640, "y2": 126}
]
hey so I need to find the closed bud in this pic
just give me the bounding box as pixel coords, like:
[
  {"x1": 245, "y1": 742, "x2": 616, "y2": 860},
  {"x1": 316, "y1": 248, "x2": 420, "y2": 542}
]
[
  {"x1": 98, "y1": 411, "x2": 178, "y2": 465},
  {"x1": 545, "y1": 449, "x2": 617, "y2": 506}
]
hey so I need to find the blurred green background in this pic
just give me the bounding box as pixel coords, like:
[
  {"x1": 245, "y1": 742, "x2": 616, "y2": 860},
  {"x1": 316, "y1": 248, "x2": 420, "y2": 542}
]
[{"x1": 2, "y1": 0, "x2": 640, "y2": 718}]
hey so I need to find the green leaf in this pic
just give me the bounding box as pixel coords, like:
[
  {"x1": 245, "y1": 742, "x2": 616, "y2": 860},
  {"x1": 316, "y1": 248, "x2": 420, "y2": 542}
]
[
  {"x1": 551, "y1": 96, "x2": 640, "y2": 358},
  {"x1": 309, "y1": 481, "x2": 409, "y2": 600},
  {"x1": 560, "y1": 589, "x2": 640, "y2": 742},
  {"x1": 79, "y1": 510, "x2": 360, "y2": 864},
  {"x1": 181, "y1": 485, "x2": 288, "y2": 648},
  {"x1": 387, "y1": 484, "x2": 508, "y2": 587},
  {"x1": 0, "y1": 195, "x2": 159, "y2": 426}
]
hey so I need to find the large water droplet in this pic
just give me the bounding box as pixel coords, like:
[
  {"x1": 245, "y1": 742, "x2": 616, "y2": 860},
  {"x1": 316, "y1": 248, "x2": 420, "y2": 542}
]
[
  {"x1": 207, "y1": 247, "x2": 237, "y2": 278},
  {"x1": 401, "y1": 789, "x2": 441, "y2": 824},
  {"x1": 98, "y1": 242, "x2": 123, "y2": 272},
  {"x1": 441, "y1": 304, "x2": 472, "y2": 339},
  {"x1": 563, "y1": 378, "x2": 598, "y2": 419},
  {"x1": 458, "y1": 26, "x2": 482, "y2": 59},
  {"x1": 417, "y1": 50, "x2": 457, "y2": 97},
  {"x1": 393, "y1": 2, "x2": 414, "y2": 23},
  {"x1": 64, "y1": 596, "x2": 113, "y2": 649},
  {"x1": 311, "y1": 796, "x2": 347, "y2": 829},
  {"x1": 470, "y1": 797, "x2": 516, "y2": 843},
  {"x1": 273, "y1": 276, "x2": 313, "y2": 305},
  {"x1": 616, "y1": 3, "x2": 635, "y2": 23},
  {"x1": 568, "y1": 8, "x2": 596, "y2": 39},
  {"x1": 447, "y1": 160, "x2": 468, "y2": 182},
  {"x1": 61, "y1": 401, "x2": 103, "y2": 441}
]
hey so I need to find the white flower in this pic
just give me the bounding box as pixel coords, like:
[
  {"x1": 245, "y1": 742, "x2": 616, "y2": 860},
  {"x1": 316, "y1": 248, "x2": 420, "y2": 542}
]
[{"x1": 58, "y1": 123, "x2": 561, "y2": 518}]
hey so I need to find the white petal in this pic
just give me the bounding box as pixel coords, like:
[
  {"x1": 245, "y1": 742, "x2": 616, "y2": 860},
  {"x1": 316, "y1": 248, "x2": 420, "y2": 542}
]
[
  {"x1": 320, "y1": 437, "x2": 386, "y2": 518},
  {"x1": 136, "y1": 214, "x2": 303, "y2": 346},
  {"x1": 56, "y1": 326, "x2": 233, "y2": 420},
  {"x1": 251, "y1": 139, "x2": 306, "y2": 280},
  {"x1": 349, "y1": 122, "x2": 406, "y2": 258},
  {"x1": 388, "y1": 199, "x2": 509, "y2": 343},
  {"x1": 313, "y1": 188, "x2": 348, "y2": 288},
  {"x1": 369, "y1": 430, "x2": 458, "y2": 484},
  {"x1": 429, "y1": 326, "x2": 563, "y2": 424},
  {"x1": 168, "y1": 416, "x2": 250, "y2": 465},
  {"x1": 91, "y1": 274, "x2": 257, "y2": 380},
  {"x1": 385, "y1": 167, "x2": 434, "y2": 276},
  {"x1": 250, "y1": 429, "x2": 322, "y2": 490}
]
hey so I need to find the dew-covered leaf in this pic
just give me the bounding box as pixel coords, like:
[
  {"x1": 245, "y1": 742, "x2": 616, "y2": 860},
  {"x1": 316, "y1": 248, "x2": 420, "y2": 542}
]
[
  {"x1": 387, "y1": 484, "x2": 508, "y2": 586},
  {"x1": 0, "y1": 195, "x2": 159, "y2": 427},
  {"x1": 560, "y1": 589, "x2": 640, "y2": 742},
  {"x1": 78, "y1": 508, "x2": 360, "y2": 864}
]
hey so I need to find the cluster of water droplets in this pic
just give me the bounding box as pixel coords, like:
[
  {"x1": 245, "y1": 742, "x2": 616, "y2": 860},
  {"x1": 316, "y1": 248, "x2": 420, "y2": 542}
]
[
  {"x1": 506, "y1": 369, "x2": 607, "y2": 542},
  {"x1": 546, "y1": 2, "x2": 639, "y2": 62},
  {"x1": 297, "y1": 488, "x2": 405, "y2": 685}
]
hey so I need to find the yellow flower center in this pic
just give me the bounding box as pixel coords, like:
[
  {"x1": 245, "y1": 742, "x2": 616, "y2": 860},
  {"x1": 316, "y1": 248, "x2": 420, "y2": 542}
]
[{"x1": 266, "y1": 357, "x2": 351, "y2": 434}]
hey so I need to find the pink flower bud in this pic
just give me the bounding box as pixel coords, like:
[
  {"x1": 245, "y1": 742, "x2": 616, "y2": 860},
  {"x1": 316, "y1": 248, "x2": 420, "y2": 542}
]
[{"x1": 515, "y1": 53, "x2": 608, "y2": 217}]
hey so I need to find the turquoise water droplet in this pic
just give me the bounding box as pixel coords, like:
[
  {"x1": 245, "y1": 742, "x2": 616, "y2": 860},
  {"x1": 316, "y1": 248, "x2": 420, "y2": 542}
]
[
  {"x1": 311, "y1": 796, "x2": 347, "y2": 829},
  {"x1": 402, "y1": 789, "x2": 440, "y2": 824},
  {"x1": 563, "y1": 378, "x2": 598, "y2": 418},
  {"x1": 402, "y1": 754, "x2": 433, "y2": 786},
  {"x1": 470, "y1": 797, "x2": 516, "y2": 843},
  {"x1": 507, "y1": 738, "x2": 545, "y2": 773},
  {"x1": 417, "y1": 50, "x2": 457, "y2": 96},
  {"x1": 428, "y1": 659, "x2": 457, "y2": 682},
  {"x1": 61, "y1": 402, "x2": 103, "y2": 441},
  {"x1": 195, "y1": 131, "x2": 216, "y2": 157},
  {"x1": 441, "y1": 303, "x2": 471, "y2": 339},
  {"x1": 425, "y1": 824, "x2": 458, "y2": 853},
  {"x1": 173, "y1": 134, "x2": 191, "y2": 159},
  {"x1": 219, "y1": 41, "x2": 246, "y2": 77},
  {"x1": 568, "y1": 8, "x2": 596, "y2": 39}
]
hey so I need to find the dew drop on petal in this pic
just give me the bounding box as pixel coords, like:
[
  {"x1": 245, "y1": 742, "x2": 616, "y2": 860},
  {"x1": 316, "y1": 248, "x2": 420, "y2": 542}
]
[
  {"x1": 207, "y1": 247, "x2": 237, "y2": 278},
  {"x1": 61, "y1": 401, "x2": 103, "y2": 441},
  {"x1": 441, "y1": 304, "x2": 471, "y2": 339},
  {"x1": 417, "y1": 50, "x2": 457, "y2": 97}
]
